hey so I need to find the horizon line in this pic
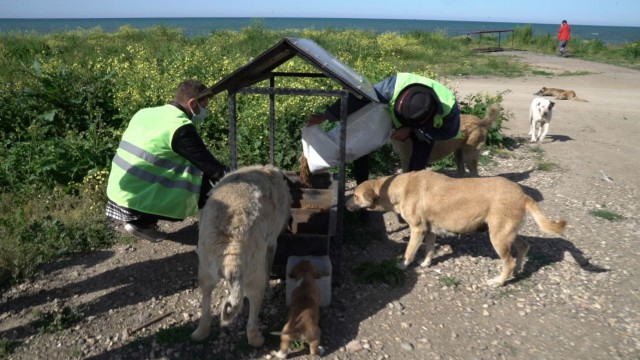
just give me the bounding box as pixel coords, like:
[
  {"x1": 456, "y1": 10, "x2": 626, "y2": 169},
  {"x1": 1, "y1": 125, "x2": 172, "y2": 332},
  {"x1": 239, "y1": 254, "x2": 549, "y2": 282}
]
[{"x1": 1, "y1": 17, "x2": 638, "y2": 28}]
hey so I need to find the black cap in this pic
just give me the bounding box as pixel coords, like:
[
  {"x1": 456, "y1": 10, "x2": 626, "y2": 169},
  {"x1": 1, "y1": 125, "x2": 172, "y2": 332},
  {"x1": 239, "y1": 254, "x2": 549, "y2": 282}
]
[{"x1": 394, "y1": 85, "x2": 438, "y2": 127}]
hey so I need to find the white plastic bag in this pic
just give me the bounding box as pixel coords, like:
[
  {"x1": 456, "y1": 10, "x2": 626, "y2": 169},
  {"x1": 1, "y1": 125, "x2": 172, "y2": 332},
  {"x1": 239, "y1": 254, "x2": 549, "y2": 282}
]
[{"x1": 301, "y1": 102, "x2": 392, "y2": 174}]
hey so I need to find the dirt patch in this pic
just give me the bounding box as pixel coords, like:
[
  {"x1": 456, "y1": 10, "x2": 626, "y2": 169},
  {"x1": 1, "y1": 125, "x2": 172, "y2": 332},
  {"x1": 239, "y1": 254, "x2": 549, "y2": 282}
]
[{"x1": 1, "y1": 52, "x2": 639, "y2": 359}]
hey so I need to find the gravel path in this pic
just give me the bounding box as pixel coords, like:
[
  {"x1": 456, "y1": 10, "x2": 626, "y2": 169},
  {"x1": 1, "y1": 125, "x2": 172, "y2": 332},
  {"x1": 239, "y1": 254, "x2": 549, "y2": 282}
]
[{"x1": 1, "y1": 51, "x2": 639, "y2": 360}]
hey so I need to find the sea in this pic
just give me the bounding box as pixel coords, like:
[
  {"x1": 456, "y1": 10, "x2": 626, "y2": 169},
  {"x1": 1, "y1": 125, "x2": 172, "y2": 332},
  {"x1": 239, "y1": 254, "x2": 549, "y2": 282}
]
[{"x1": 1, "y1": 17, "x2": 639, "y2": 45}]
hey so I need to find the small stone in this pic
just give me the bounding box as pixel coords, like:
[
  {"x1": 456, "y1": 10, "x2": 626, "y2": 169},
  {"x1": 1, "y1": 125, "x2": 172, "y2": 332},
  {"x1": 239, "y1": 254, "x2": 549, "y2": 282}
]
[
  {"x1": 346, "y1": 340, "x2": 364, "y2": 353},
  {"x1": 401, "y1": 342, "x2": 414, "y2": 351}
]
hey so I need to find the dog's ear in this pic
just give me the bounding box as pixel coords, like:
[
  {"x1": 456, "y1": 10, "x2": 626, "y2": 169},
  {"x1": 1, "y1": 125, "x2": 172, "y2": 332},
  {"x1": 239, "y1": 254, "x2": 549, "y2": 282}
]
[
  {"x1": 362, "y1": 187, "x2": 379, "y2": 207},
  {"x1": 549, "y1": 101, "x2": 556, "y2": 109},
  {"x1": 288, "y1": 268, "x2": 298, "y2": 279}
]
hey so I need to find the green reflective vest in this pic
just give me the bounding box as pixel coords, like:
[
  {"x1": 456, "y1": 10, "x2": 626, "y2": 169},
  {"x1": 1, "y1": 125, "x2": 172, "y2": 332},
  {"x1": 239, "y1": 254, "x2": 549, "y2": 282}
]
[
  {"x1": 388, "y1": 73, "x2": 457, "y2": 129},
  {"x1": 106, "y1": 104, "x2": 203, "y2": 219}
]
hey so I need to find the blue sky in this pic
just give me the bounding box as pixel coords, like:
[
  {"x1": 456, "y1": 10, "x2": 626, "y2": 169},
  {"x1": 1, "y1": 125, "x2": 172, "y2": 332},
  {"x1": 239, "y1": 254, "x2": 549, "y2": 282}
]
[{"x1": 1, "y1": 0, "x2": 638, "y2": 27}]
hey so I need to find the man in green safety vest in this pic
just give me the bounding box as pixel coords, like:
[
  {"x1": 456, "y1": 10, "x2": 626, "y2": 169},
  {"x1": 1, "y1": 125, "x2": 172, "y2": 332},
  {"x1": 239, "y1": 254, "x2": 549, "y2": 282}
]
[
  {"x1": 307, "y1": 72, "x2": 460, "y2": 184},
  {"x1": 105, "y1": 80, "x2": 228, "y2": 242}
]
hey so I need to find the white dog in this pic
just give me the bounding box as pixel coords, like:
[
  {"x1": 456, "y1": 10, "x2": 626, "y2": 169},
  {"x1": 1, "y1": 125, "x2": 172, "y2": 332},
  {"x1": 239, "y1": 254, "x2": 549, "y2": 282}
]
[
  {"x1": 191, "y1": 164, "x2": 292, "y2": 347},
  {"x1": 529, "y1": 97, "x2": 555, "y2": 143}
]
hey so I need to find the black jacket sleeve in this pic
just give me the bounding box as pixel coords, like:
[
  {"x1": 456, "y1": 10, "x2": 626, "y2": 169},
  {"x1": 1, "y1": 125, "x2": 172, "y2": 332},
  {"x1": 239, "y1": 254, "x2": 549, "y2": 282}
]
[{"x1": 171, "y1": 124, "x2": 228, "y2": 181}]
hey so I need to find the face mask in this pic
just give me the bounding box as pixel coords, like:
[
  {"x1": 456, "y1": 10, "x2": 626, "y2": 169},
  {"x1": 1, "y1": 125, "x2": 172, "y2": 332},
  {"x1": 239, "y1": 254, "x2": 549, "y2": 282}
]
[{"x1": 190, "y1": 102, "x2": 208, "y2": 125}]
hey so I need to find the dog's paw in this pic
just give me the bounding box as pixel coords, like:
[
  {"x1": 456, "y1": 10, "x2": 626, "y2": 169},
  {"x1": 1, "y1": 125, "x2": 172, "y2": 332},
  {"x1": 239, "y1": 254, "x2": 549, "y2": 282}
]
[
  {"x1": 486, "y1": 277, "x2": 504, "y2": 287},
  {"x1": 419, "y1": 259, "x2": 432, "y2": 268},
  {"x1": 318, "y1": 346, "x2": 326, "y2": 355},
  {"x1": 274, "y1": 349, "x2": 288, "y2": 359},
  {"x1": 396, "y1": 261, "x2": 408, "y2": 270},
  {"x1": 191, "y1": 327, "x2": 211, "y2": 341},
  {"x1": 247, "y1": 329, "x2": 265, "y2": 347}
]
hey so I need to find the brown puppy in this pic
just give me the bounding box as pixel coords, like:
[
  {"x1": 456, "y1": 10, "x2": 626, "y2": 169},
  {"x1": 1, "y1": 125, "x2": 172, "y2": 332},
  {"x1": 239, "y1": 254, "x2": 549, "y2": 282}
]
[
  {"x1": 392, "y1": 104, "x2": 501, "y2": 177},
  {"x1": 276, "y1": 260, "x2": 322, "y2": 359},
  {"x1": 345, "y1": 170, "x2": 567, "y2": 287},
  {"x1": 534, "y1": 87, "x2": 588, "y2": 102}
]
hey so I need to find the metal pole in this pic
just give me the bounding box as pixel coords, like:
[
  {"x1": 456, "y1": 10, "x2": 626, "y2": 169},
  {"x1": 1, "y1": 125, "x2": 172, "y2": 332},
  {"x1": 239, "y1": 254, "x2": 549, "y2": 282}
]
[
  {"x1": 333, "y1": 92, "x2": 349, "y2": 285},
  {"x1": 228, "y1": 91, "x2": 238, "y2": 170},
  {"x1": 269, "y1": 77, "x2": 276, "y2": 165}
]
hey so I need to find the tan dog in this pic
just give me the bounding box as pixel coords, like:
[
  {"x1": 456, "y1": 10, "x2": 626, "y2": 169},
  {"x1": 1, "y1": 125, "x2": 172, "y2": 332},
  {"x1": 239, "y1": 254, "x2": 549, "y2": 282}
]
[
  {"x1": 392, "y1": 104, "x2": 501, "y2": 177},
  {"x1": 191, "y1": 165, "x2": 292, "y2": 347},
  {"x1": 276, "y1": 260, "x2": 322, "y2": 359},
  {"x1": 345, "y1": 170, "x2": 567, "y2": 287},
  {"x1": 534, "y1": 87, "x2": 588, "y2": 102}
]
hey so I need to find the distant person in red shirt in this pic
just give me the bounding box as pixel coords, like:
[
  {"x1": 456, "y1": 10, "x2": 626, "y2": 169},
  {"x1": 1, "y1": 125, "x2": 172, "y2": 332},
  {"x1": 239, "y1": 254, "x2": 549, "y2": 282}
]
[{"x1": 557, "y1": 20, "x2": 571, "y2": 57}]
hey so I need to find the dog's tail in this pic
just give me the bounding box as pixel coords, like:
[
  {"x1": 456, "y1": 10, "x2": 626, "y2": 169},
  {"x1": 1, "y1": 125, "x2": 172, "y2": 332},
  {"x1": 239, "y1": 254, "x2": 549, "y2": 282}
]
[
  {"x1": 524, "y1": 196, "x2": 567, "y2": 235},
  {"x1": 477, "y1": 103, "x2": 501, "y2": 129},
  {"x1": 220, "y1": 258, "x2": 244, "y2": 325},
  {"x1": 299, "y1": 153, "x2": 312, "y2": 188},
  {"x1": 572, "y1": 97, "x2": 589, "y2": 102}
]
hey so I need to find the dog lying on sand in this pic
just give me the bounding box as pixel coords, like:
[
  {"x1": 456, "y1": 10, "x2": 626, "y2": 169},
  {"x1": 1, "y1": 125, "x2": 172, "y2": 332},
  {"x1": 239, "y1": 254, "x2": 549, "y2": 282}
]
[
  {"x1": 534, "y1": 87, "x2": 588, "y2": 102},
  {"x1": 392, "y1": 103, "x2": 501, "y2": 177},
  {"x1": 346, "y1": 170, "x2": 567, "y2": 287},
  {"x1": 529, "y1": 97, "x2": 555, "y2": 143},
  {"x1": 191, "y1": 165, "x2": 292, "y2": 347},
  {"x1": 276, "y1": 260, "x2": 323, "y2": 359}
]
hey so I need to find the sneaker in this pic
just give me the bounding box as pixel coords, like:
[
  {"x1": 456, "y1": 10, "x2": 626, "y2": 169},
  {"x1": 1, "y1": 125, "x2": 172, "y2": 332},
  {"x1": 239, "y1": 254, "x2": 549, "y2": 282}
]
[{"x1": 124, "y1": 223, "x2": 167, "y2": 243}]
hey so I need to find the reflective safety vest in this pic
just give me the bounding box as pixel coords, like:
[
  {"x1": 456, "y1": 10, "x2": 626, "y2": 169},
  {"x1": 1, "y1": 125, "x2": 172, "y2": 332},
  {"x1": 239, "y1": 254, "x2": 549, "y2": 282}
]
[
  {"x1": 106, "y1": 104, "x2": 203, "y2": 219},
  {"x1": 388, "y1": 73, "x2": 457, "y2": 129}
]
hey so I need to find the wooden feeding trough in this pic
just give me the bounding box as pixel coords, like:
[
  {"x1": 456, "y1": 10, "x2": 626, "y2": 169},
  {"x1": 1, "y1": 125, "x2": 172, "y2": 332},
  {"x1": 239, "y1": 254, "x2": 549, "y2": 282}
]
[
  {"x1": 197, "y1": 37, "x2": 383, "y2": 282},
  {"x1": 273, "y1": 171, "x2": 337, "y2": 277}
]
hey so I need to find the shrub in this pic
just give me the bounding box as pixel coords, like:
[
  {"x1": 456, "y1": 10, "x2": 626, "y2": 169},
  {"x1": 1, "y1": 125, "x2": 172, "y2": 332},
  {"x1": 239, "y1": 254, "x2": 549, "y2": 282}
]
[{"x1": 458, "y1": 90, "x2": 512, "y2": 147}]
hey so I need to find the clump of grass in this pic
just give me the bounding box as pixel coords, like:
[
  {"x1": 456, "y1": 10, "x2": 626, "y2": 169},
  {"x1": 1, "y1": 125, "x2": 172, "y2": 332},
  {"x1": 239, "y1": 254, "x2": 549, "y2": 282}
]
[
  {"x1": 529, "y1": 145, "x2": 545, "y2": 156},
  {"x1": 0, "y1": 337, "x2": 17, "y2": 357},
  {"x1": 537, "y1": 161, "x2": 558, "y2": 171},
  {"x1": 290, "y1": 340, "x2": 305, "y2": 352},
  {"x1": 558, "y1": 70, "x2": 592, "y2": 76},
  {"x1": 351, "y1": 258, "x2": 405, "y2": 286},
  {"x1": 478, "y1": 153, "x2": 495, "y2": 166},
  {"x1": 439, "y1": 276, "x2": 460, "y2": 288},
  {"x1": 589, "y1": 209, "x2": 624, "y2": 222},
  {"x1": 36, "y1": 305, "x2": 82, "y2": 334},
  {"x1": 532, "y1": 70, "x2": 554, "y2": 76},
  {"x1": 492, "y1": 147, "x2": 513, "y2": 158}
]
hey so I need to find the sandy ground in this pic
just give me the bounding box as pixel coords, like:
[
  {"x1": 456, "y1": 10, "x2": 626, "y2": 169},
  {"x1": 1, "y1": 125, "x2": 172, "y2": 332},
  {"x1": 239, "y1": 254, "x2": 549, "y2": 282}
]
[{"x1": 453, "y1": 50, "x2": 640, "y2": 186}]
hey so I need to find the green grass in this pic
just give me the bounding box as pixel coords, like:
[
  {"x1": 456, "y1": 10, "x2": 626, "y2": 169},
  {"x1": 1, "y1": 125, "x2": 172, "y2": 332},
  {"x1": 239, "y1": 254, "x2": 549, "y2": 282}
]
[
  {"x1": 532, "y1": 70, "x2": 554, "y2": 76},
  {"x1": 351, "y1": 258, "x2": 406, "y2": 287},
  {"x1": 35, "y1": 305, "x2": 82, "y2": 334},
  {"x1": 0, "y1": 337, "x2": 16, "y2": 357},
  {"x1": 537, "y1": 161, "x2": 558, "y2": 171},
  {"x1": 439, "y1": 276, "x2": 461, "y2": 288},
  {"x1": 557, "y1": 70, "x2": 592, "y2": 76},
  {"x1": 589, "y1": 209, "x2": 624, "y2": 222},
  {"x1": 530, "y1": 145, "x2": 545, "y2": 156}
]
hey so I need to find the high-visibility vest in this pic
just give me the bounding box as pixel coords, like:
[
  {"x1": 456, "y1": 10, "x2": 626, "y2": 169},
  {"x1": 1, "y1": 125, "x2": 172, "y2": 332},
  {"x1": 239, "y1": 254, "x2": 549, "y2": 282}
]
[
  {"x1": 388, "y1": 73, "x2": 457, "y2": 129},
  {"x1": 106, "y1": 104, "x2": 202, "y2": 219}
]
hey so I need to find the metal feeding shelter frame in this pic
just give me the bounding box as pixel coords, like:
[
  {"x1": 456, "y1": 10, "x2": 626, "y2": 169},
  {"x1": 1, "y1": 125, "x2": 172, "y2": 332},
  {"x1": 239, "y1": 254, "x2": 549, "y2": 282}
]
[
  {"x1": 466, "y1": 29, "x2": 515, "y2": 53},
  {"x1": 198, "y1": 37, "x2": 382, "y2": 281}
]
